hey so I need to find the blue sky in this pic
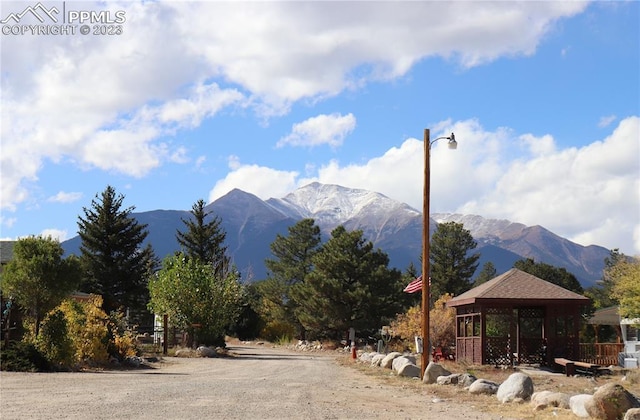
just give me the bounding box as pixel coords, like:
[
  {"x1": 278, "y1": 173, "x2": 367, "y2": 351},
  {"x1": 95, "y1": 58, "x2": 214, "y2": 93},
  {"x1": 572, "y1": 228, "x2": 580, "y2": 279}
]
[{"x1": 1, "y1": 1, "x2": 639, "y2": 256}]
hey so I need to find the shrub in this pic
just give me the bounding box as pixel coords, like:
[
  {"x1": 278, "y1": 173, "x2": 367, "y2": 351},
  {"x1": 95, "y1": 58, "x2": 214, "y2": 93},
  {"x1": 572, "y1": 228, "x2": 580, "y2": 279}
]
[
  {"x1": 36, "y1": 309, "x2": 75, "y2": 369},
  {"x1": 260, "y1": 320, "x2": 296, "y2": 343},
  {"x1": 0, "y1": 340, "x2": 50, "y2": 372}
]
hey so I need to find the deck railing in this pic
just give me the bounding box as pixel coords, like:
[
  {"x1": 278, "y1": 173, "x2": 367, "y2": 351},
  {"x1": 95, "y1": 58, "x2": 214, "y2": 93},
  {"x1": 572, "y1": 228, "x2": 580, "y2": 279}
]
[{"x1": 579, "y1": 343, "x2": 624, "y2": 365}]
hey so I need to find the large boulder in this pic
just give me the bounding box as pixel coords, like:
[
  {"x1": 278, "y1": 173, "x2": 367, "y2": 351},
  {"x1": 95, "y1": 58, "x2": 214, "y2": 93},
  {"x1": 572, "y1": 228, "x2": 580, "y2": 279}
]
[
  {"x1": 531, "y1": 390, "x2": 571, "y2": 410},
  {"x1": 585, "y1": 383, "x2": 640, "y2": 420},
  {"x1": 392, "y1": 356, "x2": 416, "y2": 373},
  {"x1": 458, "y1": 373, "x2": 478, "y2": 388},
  {"x1": 570, "y1": 394, "x2": 593, "y2": 418},
  {"x1": 422, "y1": 362, "x2": 451, "y2": 384},
  {"x1": 371, "y1": 353, "x2": 386, "y2": 367},
  {"x1": 196, "y1": 346, "x2": 216, "y2": 358},
  {"x1": 496, "y1": 372, "x2": 534, "y2": 403},
  {"x1": 468, "y1": 379, "x2": 500, "y2": 395},
  {"x1": 397, "y1": 363, "x2": 421, "y2": 378},
  {"x1": 381, "y1": 352, "x2": 402, "y2": 369},
  {"x1": 437, "y1": 373, "x2": 461, "y2": 385},
  {"x1": 625, "y1": 408, "x2": 640, "y2": 420}
]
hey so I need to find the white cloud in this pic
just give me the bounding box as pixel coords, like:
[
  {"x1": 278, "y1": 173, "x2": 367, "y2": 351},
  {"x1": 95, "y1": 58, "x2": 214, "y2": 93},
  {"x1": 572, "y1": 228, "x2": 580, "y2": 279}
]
[
  {"x1": 598, "y1": 115, "x2": 617, "y2": 128},
  {"x1": 40, "y1": 229, "x2": 68, "y2": 242},
  {"x1": 47, "y1": 191, "x2": 83, "y2": 203},
  {"x1": 212, "y1": 117, "x2": 640, "y2": 255},
  {"x1": 1, "y1": 1, "x2": 588, "y2": 211},
  {"x1": 277, "y1": 113, "x2": 356, "y2": 148},
  {"x1": 208, "y1": 157, "x2": 300, "y2": 204}
]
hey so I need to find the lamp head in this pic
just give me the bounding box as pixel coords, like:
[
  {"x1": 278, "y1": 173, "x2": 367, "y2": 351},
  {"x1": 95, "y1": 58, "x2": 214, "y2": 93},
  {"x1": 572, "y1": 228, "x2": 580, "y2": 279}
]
[{"x1": 447, "y1": 133, "x2": 457, "y2": 150}]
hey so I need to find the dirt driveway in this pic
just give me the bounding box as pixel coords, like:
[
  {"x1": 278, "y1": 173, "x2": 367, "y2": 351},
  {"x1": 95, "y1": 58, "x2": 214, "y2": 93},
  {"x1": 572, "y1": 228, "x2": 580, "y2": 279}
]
[{"x1": 1, "y1": 343, "x2": 504, "y2": 420}]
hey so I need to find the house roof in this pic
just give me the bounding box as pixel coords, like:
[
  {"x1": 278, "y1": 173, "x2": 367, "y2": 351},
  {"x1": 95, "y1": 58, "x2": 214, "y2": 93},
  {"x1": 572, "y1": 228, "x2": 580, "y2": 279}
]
[
  {"x1": 588, "y1": 306, "x2": 620, "y2": 325},
  {"x1": 447, "y1": 268, "x2": 590, "y2": 307},
  {"x1": 0, "y1": 241, "x2": 16, "y2": 265}
]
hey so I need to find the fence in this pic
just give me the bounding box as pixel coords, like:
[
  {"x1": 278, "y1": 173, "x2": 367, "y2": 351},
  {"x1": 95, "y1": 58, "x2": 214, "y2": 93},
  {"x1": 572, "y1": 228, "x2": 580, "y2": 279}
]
[{"x1": 579, "y1": 343, "x2": 624, "y2": 366}]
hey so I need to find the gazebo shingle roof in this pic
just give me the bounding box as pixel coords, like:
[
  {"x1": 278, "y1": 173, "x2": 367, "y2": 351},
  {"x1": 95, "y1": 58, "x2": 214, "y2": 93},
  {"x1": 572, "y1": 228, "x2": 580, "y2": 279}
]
[{"x1": 448, "y1": 268, "x2": 590, "y2": 307}]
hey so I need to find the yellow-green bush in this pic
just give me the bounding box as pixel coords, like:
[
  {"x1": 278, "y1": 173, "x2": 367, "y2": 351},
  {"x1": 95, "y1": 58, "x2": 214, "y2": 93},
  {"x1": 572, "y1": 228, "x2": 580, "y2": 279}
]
[
  {"x1": 260, "y1": 320, "x2": 296, "y2": 343},
  {"x1": 58, "y1": 296, "x2": 109, "y2": 365},
  {"x1": 36, "y1": 309, "x2": 75, "y2": 369}
]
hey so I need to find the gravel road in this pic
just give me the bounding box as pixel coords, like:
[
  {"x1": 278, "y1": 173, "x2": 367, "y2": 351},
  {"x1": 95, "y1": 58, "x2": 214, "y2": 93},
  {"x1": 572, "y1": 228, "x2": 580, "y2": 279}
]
[{"x1": 1, "y1": 344, "x2": 503, "y2": 419}]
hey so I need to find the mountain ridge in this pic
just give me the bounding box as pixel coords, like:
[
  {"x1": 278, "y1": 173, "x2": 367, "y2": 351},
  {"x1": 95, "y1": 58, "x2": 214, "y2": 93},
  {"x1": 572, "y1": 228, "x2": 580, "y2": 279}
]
[{"x1": 62, "y1": 183, "x2": 609, "y2": 287}]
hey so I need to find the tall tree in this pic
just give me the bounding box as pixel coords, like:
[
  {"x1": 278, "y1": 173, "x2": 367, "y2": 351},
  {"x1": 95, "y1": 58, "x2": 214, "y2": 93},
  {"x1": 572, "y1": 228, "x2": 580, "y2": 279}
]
[
  {"x1": 176, "y1": 199, "x2": 230, "y2": 277},
  {"x1": 148, "y1": 253, "x2": 244, "y2": 346},
  {"x1": 0, "y1": 236, "x2": 81, "y2": 336},
  {"x1": 585, "y1": 249, "x2": 625, "y2": 310},
  {"x1": 514, "y1": 258, "x2": 583, "y2": 294},
  {"x1": 610, "y1": 256, "x2": 640, "y2": 319},
  {"x1": 77, "y1": 186, "x2": 157, "y2": 314},
  {"x1": 262, "y1": 219, "x2": 322, "y2": 338},
  {"x1": 474, "y1": 261, "x2": 497, "y2": 287},
  {"x1": 429, "y1": 221, "x2": 480, "y2": 300},
  {"x1": 293, "y1": 226, "x2": 402, "y2": 340}
]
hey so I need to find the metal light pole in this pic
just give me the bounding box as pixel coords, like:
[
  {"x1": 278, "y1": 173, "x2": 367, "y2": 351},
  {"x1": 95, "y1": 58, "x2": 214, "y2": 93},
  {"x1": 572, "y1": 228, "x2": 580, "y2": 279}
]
[{"x1": 421, "y1": 128, "x2": 456, "y2": 379}]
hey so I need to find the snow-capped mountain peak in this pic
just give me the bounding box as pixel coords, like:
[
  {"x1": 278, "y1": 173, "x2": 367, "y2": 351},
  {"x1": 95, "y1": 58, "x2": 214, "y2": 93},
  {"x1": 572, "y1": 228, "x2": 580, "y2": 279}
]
[{"x1": 266, "y1": 182, "x2": 419, "y2": 227}]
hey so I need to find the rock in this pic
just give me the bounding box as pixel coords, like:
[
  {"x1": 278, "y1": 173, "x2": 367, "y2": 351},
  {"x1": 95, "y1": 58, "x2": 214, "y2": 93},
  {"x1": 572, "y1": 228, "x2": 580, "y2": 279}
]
[
  {"x1": 497, "y1": 372, "x2": 534, "y2": 403},
  {"x1": 570, "y1": 394, "x2": 593, "y2": 418},
  {"x1": 468, "y1": 379, "x2": 500, "y2": 395},
  {"x1": 458, "y1": 373, "x2": 477, "y2": 388},
  {"x1": 392, "y1": 356, "x2": 415, "y2": 373},
  {"x1": 196, "y1": 346, "x2": 216, "y2": 357},
  {"x1": 371, "y1": 353, "x2": 385, "y2": 367},
  {"x1": 437, "y1": 373, "x2": 461, "y2": 385},
  {"x1": 397, "y1": 363, "x2": 421, "y2": 378},
  {"x1": 531, "y1": 390, "x2": 570, "y2": 410},
  {"x1": 175, "y1": 348, "x2": 195, "y2": 357},
  {"x1": 422, "y1": 362, "x2": 451, "y2": 384},
  {"x1": 585, "y1": 383, "x2": 640, "y2": 420},
  {"x1": 625, "y1": 408, "x2": 640, "y2": 420},
  {"x1": 359, "y1": 352, "x2": 374, "y2": 363},
  {"x1": 381, "y1": 352, "x2": 402, "y2": 369}
]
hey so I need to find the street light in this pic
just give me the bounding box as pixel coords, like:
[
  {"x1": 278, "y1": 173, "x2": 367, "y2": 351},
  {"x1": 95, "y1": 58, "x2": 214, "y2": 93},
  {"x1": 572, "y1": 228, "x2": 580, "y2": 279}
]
[{"x1": 421, "y1": 128, "x2": 457, "y2": 379}]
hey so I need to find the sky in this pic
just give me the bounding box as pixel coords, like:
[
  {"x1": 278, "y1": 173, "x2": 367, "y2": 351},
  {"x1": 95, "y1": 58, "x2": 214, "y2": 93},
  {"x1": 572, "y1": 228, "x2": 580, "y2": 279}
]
[{"x1": 1, "y1": 0, "x2": 639, "y2": 257}]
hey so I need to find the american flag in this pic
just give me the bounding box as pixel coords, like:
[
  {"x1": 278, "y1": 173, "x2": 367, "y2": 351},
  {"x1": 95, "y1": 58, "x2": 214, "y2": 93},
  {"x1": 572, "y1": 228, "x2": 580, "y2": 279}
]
[{"x1": 403, "y1": 275, "x2": 425, "y2": 293}]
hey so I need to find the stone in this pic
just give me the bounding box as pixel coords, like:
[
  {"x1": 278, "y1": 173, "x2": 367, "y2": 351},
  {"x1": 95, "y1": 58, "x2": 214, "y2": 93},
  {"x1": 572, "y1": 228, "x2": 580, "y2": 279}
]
[
  {"x1": 381, "y1": 352, "x2": 402, "y2": 369},
  {"x1": 625, "y1": 408, "x2": 640, "y2": 420},
  {"x1": 458, "y1": 373, "x2": 477, "y2": 388},
  {"x1": 392, "y1": 356, "x2": 415, "y2": 373},
  {"x1": 531, "y1": 390, "x2": 570, "y2": 410},
  {"x1": 497, "y1": 372, "x2": 534, "y2": 403},
  {"x1": 371, "y1": 353, "x2": 385, "y2": 367},
  {"x1": 437, "y1": 373, "x2": 461, "y2": 385},
  {"x1": 422, "y1": 362, "x2": 452, "y2": 384},
  {"x1": 570, "y1": 394, "x2": 593, "y2": 418},
  {"x1": 196, "y1": 346, "x2": 216, "y2": 358},
  {"x1": 468, "y1": 379, "x2": 500, "y2": 395},
  {"x1": 397, "y1": 363, "x2": 421, "y2": 378},
  {"x1": 585, "y1": 383, "x2": 640, "y2": 420}
]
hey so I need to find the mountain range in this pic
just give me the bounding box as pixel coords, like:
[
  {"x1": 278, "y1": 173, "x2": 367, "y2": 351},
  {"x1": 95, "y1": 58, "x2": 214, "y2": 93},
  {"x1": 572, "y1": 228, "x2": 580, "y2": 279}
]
[{"x1": 61, "y1": 182, "x2": 610, "y2": 288}]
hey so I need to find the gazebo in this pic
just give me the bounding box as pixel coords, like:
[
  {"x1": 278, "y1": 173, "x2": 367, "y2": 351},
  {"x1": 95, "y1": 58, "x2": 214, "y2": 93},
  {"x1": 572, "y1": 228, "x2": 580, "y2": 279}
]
[{"x1": 447, "y1": 268, "x2": 590, "y2": 366}]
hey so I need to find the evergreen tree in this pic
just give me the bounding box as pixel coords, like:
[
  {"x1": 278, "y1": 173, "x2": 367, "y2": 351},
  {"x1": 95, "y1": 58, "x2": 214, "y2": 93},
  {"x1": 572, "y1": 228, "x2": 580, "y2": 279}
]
[
  {"x1": 1, "y1": 236, "x2": 81, "y2": 337},
  {"x1": 474, "y1": 261, "x2": 497, "y2": 287},
  {"x1": 77, "y1": 186, "x2": 157, "y2": 314},
  {"x1": 176, "y1": 199, "x2": 230, "y2": 277},
  {"x1": 293, "y1": 226, "x2": 402, "y2": 340},
  {"x1": 429, "y1": 221, "x2": 480, "y2": 300},
  {"x1": 262, "y1": 219, "x2": 321, "y2": 338},
  {"x1": 514, "y1": 258, "x2": 583, "y2": 294}
]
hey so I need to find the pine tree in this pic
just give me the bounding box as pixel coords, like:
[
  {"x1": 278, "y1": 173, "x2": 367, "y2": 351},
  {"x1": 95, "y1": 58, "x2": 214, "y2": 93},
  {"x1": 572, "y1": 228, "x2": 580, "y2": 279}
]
[
  {"x1": 474, "y1": 261, "x2": 497, "y2": 287},
  {"x1": 176, "y1": 199, "x2": 230, "y2": 277},
  {"x1": 77, "y1": 186, "x2": 157, "y2": 314},
  {"x1": 293, "y1": 226, "x2": 402, "y2": 340},
  {"x1": 514, "y1": 258, "x2": 583, "y2": 294},
  {"x1": 429, "y1": 221, "x2": 480, "y2": 300},
  {"x1": 262, "y1": 219, "x2": 321, "y2": 338}
]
